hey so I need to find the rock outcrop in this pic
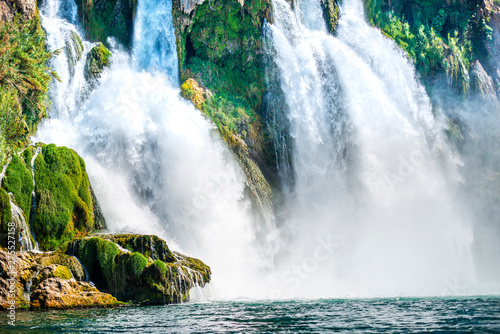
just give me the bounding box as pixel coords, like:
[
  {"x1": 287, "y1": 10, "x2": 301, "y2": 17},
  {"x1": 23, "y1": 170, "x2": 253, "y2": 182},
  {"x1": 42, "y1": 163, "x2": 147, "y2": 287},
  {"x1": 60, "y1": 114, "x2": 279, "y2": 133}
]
[
  {"x1": 322, "y1": 0, "x2": 341, "y2": 34},
  {"x1": 0, "y1": 0, "x2": 36, "y2": 22},
  {"x1": 0, "y1": 249, "x2": 112, "y2": 310},
  {"x1": 66, "y1": 234, "x2": 211, "y2": 305},
  {"x1": 30, "y1": 278, "x2": 118, "y2": 309},
  {"x1": 84, "y1": 42, "x2": 112, "y2": 81}
]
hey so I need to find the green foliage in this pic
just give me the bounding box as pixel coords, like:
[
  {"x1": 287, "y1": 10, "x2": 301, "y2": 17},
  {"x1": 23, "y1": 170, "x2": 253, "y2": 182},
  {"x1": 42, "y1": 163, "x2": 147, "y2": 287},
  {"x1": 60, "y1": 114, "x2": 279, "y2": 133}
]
[
  {"x1": 0, "y1": 188, "x2": 12, "y2": 234},
  {"x1": 2, "y1": 154, "x2": 33, "y2": 218},
  {"x1": 130, "y1": 252, "x2": 148, "y2": 277},
  {"x1": 0, "y1": 15, "x2": 58, "y2": 142},
  {"x1": 364, "y1": 0, "x2": 492, "y2": 94},
  {"x1": 33, "y1": 144, "x2": 94, "y2": 250}
]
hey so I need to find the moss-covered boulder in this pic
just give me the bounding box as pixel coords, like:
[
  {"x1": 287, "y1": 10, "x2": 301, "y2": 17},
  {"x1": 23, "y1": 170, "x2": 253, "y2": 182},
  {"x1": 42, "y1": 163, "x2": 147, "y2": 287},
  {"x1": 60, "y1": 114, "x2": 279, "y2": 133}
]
[
  {"x1": 33, "y1": 144, "x2": 95, "y2": 250},
  {"x1": 78, "y1": 0, "x2": 137, "y2": 49},
  {"x1": 84, "y1": 42, "x2": 111, "y2": 81},
  {"x1": 68, "y1": 235, "x2": 211, "y2": 305}
]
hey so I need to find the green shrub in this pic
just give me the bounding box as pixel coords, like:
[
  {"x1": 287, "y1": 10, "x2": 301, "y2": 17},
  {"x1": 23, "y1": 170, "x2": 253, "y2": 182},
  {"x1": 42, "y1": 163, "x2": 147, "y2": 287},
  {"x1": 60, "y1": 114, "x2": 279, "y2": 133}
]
[{"x1": 0, "y1": 15, "x2": 59, "y2": 141}]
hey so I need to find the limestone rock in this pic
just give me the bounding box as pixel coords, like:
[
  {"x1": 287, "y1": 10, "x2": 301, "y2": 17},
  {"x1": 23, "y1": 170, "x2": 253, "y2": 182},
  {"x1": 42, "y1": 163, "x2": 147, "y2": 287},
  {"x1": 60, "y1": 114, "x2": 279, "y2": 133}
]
[
  {"x1": 0, "y1": 0, "x2": 36, "y2": 22},
  {"x1": 30, "y1": 277, "x2": 118, "y2": 309}
]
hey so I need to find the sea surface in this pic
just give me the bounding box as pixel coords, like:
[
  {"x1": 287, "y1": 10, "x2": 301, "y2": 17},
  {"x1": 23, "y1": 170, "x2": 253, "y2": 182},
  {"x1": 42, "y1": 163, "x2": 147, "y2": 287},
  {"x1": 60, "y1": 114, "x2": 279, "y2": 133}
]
[{"x1": 2, "y1": 297, "x2": 500, "y2": 333}]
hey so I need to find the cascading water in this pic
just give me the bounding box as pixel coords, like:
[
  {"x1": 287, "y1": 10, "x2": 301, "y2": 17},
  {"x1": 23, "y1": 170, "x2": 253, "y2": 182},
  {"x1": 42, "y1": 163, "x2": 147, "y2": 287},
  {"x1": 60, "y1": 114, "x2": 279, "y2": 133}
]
[
  {"x1": 36, "y1": 0, "x2": 272, "y2": 298},
  {"x1": 264, "y1": 0, "x2": 477, "y2": 297}
]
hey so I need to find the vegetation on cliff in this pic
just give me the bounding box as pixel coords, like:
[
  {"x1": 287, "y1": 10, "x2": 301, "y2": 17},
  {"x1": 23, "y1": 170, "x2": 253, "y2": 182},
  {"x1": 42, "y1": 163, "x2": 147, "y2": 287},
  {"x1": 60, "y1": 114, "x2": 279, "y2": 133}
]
[
  {"x1": 174, "y1": 0, "x2": 274, "y2": 171},
  {"x1": 0, "y1": 14, "x2": 58, "y2": 151},
  {"x1": 364, "y1": 0, "x2": 496, "y2": 94}
]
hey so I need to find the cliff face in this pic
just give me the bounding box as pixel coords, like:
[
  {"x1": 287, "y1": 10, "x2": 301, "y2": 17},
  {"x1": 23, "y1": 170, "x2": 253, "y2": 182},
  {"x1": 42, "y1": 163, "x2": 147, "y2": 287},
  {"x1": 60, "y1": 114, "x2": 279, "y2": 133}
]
[
  {"x1": 173, "y1": 0, "x2": 277, "y2": 218},
  {"x1": 0, "y1": 0, "x2": 36, "y2": 22}
]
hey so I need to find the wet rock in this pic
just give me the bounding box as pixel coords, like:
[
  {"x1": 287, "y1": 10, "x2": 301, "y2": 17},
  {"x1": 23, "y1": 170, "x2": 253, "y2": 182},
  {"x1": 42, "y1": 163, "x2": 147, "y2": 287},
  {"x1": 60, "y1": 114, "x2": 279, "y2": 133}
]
[
  {"x1": 30, "y1": 277, "x2": 118, "y2": 309},
  {"x1": 0, "y1": 0, "x2": 36, "y2": 22},
  {"x1": 84, "y1": 42, "x2": 112, "y2": 81}
]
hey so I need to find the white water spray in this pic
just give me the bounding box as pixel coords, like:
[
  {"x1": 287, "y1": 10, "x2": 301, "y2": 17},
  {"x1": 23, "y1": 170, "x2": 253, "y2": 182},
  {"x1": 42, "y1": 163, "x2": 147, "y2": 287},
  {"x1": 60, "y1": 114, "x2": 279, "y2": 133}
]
[{"x1": 264, "y1": 0, "x2": 477, "y2": 297}]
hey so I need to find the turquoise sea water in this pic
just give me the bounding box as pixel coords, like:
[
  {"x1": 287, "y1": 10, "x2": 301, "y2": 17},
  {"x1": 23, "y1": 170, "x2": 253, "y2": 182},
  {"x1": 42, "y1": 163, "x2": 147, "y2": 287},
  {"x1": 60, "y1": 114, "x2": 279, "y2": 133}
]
[{"x1": 2, "y1": 297, "x2": 500, "y2": 333}]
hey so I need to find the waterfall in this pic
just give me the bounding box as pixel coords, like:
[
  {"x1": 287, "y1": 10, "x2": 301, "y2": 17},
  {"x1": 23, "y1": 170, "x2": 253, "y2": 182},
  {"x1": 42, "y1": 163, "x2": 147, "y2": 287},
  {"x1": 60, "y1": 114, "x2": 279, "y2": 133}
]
[
  {"x1": 36, "y1": 0, "x2": 272, "y2": 298},
  {"x1": 10, "y1": 194, "x2": 34, "y2": 252},
  {"x1": 264, "y1": 0, "x2": 477, "y2": 297}
]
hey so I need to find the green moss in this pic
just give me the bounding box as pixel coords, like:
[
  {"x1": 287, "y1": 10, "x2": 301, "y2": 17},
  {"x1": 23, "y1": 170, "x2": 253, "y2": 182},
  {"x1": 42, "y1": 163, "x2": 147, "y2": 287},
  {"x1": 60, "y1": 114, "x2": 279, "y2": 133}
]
[
  {"x1": 84, "y1": 43, "x2": 112, "y2": 80},
  {"x1": 174, "y1": 0, "x2": 271, "y2": 151},
  {"x1": 0, "y1": 188, "x2": 12, "y2": 234},
  {"x1": 77, "y1": 237, "x2": 120, "y2": 285},
  {"x1": 364, "y1": 0, "x2": 493, "y2": 94},
  {"x1": 100, "y1": 234, "x2": 177, "y2": 263},
  {"x1": 2, "y1": 154, "x2": 33, "y2": 218},
  {"x1": 152, "y1": 259, "x2": 167, "y2": 277},
  {"x1": 130, "y1": 252, "x2": 148, "y2": 277},
  {"x1": 33, "y1": 144, "x2": 94, "y2": 250}
]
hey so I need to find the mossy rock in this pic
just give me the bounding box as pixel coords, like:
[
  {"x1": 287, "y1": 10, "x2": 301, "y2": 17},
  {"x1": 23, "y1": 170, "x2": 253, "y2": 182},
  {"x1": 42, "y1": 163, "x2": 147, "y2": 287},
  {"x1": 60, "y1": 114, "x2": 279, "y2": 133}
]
[
  {"x1": 37, "y1": 252, "x2": 86, "y2": 281},
  {"x1": 68, "y1": 235, "x2": 211, "y2": 305},
  {"x1": 31, "y1": 264, "x2": 73, "y2": 288},
  {"x1": 99, "y1": 234, "x2": 177, "y2": 263},
  {"x1": 33, "y1": 144, "x2": 95, "y2": 250},
  {"x1": 322, "y1": 0, "x2": 341, "y2": 34},
  {"x1": 84, "y1": 42, "x2": 112, "y2": 81},
  {"x1": 1, "y1": 154, "x2": 33, "y2": 220}
]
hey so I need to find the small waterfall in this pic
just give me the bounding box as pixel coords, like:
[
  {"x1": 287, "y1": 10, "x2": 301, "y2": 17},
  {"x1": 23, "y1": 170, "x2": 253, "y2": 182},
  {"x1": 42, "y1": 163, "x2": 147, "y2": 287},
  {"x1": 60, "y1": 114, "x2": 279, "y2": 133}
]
[
  {"x1": 264, "y1": 0, "x2": 476, "y2": 297},
  {"x1": 28, "y1": 147, "x2": 41, "y2": 251},
  {"x1": 132, "y1": 0, "x2": 179, "y2": 79},
  {"x1": 10, "y1": 194, "x2": 34, "y2": 252},
  {"x1": 0, "y1": 157, "x2": 12, "y2": 183}
]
